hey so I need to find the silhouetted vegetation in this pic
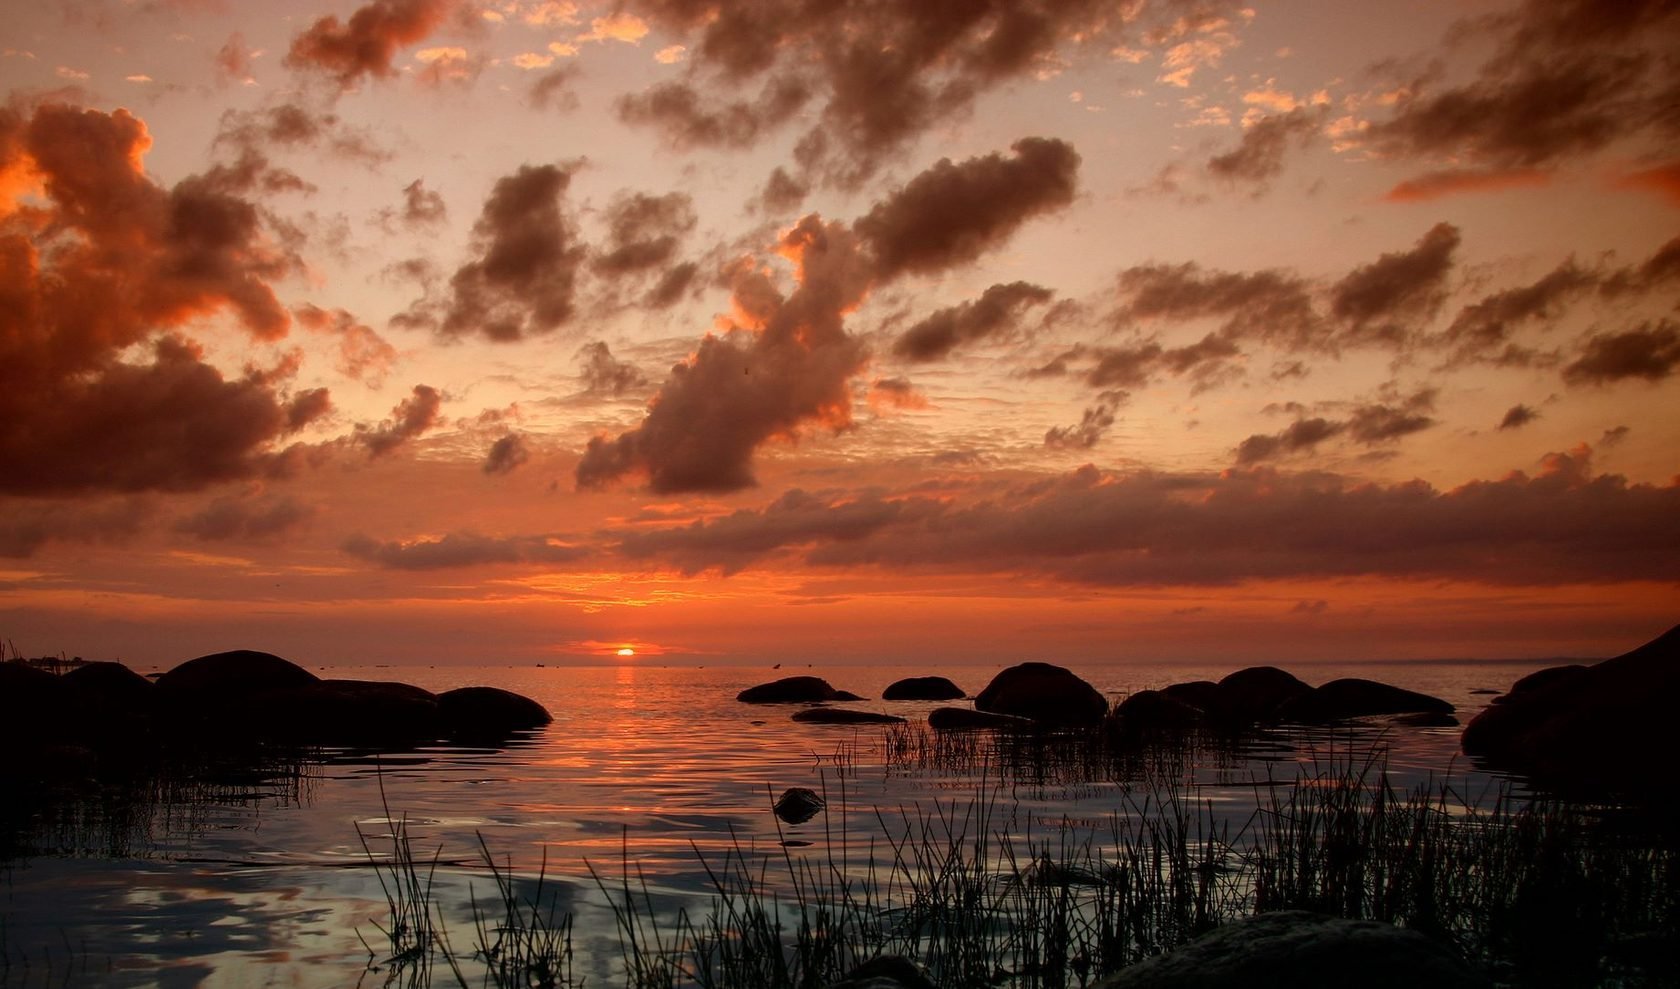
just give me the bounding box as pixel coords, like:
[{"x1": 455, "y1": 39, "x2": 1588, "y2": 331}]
[{"x1": 354, "y1": 758, "x2": 1679, "y2": 988}]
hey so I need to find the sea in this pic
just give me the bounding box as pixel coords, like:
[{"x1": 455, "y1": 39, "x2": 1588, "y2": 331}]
[{"x1": 0, "y1": 658, "x2": 1565, "y2": 988}]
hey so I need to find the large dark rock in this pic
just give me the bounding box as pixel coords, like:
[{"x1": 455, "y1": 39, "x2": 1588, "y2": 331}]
[
  {"x1": 881, "y1": 676, "x2": 965, "y2": 701},
  {"x1": 1110, "y1": 689, "x2": 1204, "y2": 739},
  {"x1": 791, "y1": 708, "x2": 907, "y2": 725},
  {"x1": 737, "y1": 676, "x2": 861, "y2": 703},
  {"x1": 438, "y1": 685, "x2": 552, "y2": 741},
  {"x1": 1278, "y1": 678, "x2": 1455, "y2": 724},
  {"x1": 927, "y1": 707, "x2": 1036, "y2": 731},
  {"x1": 1215, "y1": 666, "x2": 1313, "y2": 723},
  {"x1": 1160, "y1": 679, "x2": 1225, "y2": 714},
  {"x1": 0, "y1": 661, "x2": 73, "y2": 739},
  {"x1": 156, "y1": 650, "x2": 320, "y2": 695},
  {"x1": 974, "y1": 662, "x2": 1107, "y2": 725},
  {"x1": 64, "y1": 661, "x2": 155, "y2": 703},
  {"x1": 1095, "y1": 910, "x2": 1487, "y2": 988},
  {"x1": 773, "y1": 786, "x2": 825, "y2": 824},
  {"x1": 1462, "y1": 624, "x2": 1680, "y2": 796},
  {"x1": 825, "y1": 956, "x2": 938, "y2": 989},
  {"x1": 285, "y1": 680, "x2": 442, "y2": 744}
]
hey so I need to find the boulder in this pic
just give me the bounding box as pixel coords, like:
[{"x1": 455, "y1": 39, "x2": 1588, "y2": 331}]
[
  {"x1": 156, "y1": 650, "x2": 320, "y2": 695},
  {"x1": 1215, "y1": 666, "x2": 1313, "y2": 723},
  {"x1": 825, "y1": 956, "x2": 938, "y2": 989},
  {"x1": 792, "y1": 708, "x2": 907, "y2": 725},
  {"x1": 0, "y1": 661, "x2": 73, "y2": 739},
  {"x1": 773, "y1": 786, "x2": 825, "y2": 824},
  {"x1": 1160, "y1": 679, "x2": 1225, "y2": 714},
  {"x1": 1277, "y1": 678, "x2": 1454, "y2": 723},
  {"x1": 974, "y1": 662, "x2": 1107, "y2": 726},
  {"x1": 438, "y1": 686, "x2": 552, "y2": 741},
  {"x1": 63, "y1": 661, "x2": 157, "y2": 738},
  {"x1": 285, "y1": 680, "x2": 442, "y2": 744},
  {"x1": 881, "y1": 676, "x2": 965, "y2": 701},
  {"x1": 737, "y1": 676, "x2": 860, "y2": 703},
  {"x1": 1462, "y1": 624, "x2": 1680, "y2": 796},
  {"x1": 1110, "y1": 689, "x2": 1204, "y2": 739},
  {"x1": 928, "y1": 707, "x2": 1036, "y2": 731},
  {"x1": 1094, "y1": 910, "x2": 1488, "y2": 988}
]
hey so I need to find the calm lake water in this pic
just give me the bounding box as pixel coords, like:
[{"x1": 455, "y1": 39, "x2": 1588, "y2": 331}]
[{"x1": 0, "y1": 658, "x2": 1562, "y2": 988}]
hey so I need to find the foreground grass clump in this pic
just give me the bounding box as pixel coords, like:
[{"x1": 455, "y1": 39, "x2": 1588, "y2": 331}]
[{"x1": 359, "y1": 760, "x2": 1679, "y2": 989}]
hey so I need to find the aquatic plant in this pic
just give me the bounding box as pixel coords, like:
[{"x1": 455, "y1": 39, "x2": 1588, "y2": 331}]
[{"x1": 353, "y1": 750, "x2": 1679, "y2": 988}]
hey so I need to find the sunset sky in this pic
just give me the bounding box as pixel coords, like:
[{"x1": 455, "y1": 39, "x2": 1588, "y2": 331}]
[{"x1": 2, "y1": 0, "x2": 1676, "y2": 668}]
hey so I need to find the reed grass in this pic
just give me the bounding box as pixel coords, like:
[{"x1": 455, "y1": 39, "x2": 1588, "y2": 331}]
[{"x1": 350, "y1": 748, "x2": 1677, "y2": 988}]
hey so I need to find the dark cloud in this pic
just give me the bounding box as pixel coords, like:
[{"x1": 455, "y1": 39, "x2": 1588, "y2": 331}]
[
  {"x1": 576, "y1": 138, "x2": 1079, "y2": 493},
  {"x1": 626, "y1": 0, "x2": 1192, "y2": 187},
  {"x1": 1045, "y1": 394, "x2": 1121, "y2": 450},
  {"x1": 529, "y1": 65, "x2": 581, "y2": 112},
  {"x1": 1235, "y1": 389, "x2": 1435, "y2": 464},
  {"x1": 1438, "y1": 260, "x2": 1596, "y2": 365},
  {"x1": 1116, "y1": 262, "x2": 1322, "y2": 350},
  {"x1": 1055, "y1": 334, "x2": 1241, "y2": 393},
  {"x1": 1328, "y1": 222, "x2": 1460, "y2": 345},
  {"x1": 616, "y1": 487, "x2": 921, "y2": 576},
  {"x1": 293, "y1": 304, "x2": 398, "y2": 384},
  {"x1": 1346, "y1": 390, "x2": 1437, "y2": 443},
  {"x1": 1499, "y1": 404, "x2": 1540, "y2": 430},
  {"x1": 175, "y1": 494, "x2": 314, "y2": 541},
  {"x1": 592, "y1": 191, "x2": 696, "y2": 277},
  {"x1": 760, "y1": 166, "x2": 808, "y2": 213},
  {"x1": 867, "y1": 376, "x2": 927, "y2": 411},
  {"x1": 0, "y1": 498, "x2": 151, "y2": 559},
  {"x1": 854, "y1": 138, "x2": 1080, "y2": 281},
  {"x1": 343, "y1": 531, "x2": 587, "y2": 570},
  {"x1": 354, "y1": 384, "x2": 442, "y2": 458},
  {"x1": 407, "y1": 163, "x2": 583, "y2": 342},
  {"x1": 645, "y1": 261, "x2": 699, "y2": 309},
  {"x1": 0, "y1": 102, "x2": 318, "y2": 497},
  {"x1": 215, "y1": 32, "x2": 253, "y2": 84},
  {"x1": 1563, "y1": 320, "x2": 1680, "y2": 384},
  {"x1": 892, "y1": 281, "x2": 1054, "y2": 361},
  {"x1": 482, "y1": 433, "x2": 529, "y2": 475},
  {"x1": 576, "y1": 216, "x2": 871, "y2": 493},
  {"x1": 1364, "y1": 0, "x2": 1680, "y2": 171},
  {"x1": 577, "y1": 341, "x2": 646, "y2": 395},
  {"x1": 285, "y1": 0, "x2": 453, "y2": 90},
  {"x1": 214, "y1": 102, "x2": 390, "y2": 170},
  {"x1": 1206, "y1": 107, "x2": 1323, "y2": 185},
  {"x1": 1234, "y1": 417, "x2": 1345, "y2": 465},
  {"x1": 617, "y1": 77, "x2": 810, "y2": 150},
  {"x1": 397, "y1": 178, "x2": 446, "y2": 227},
  {"x1": 605, "y1": 448, "x2": 1680, "y2": 586}
]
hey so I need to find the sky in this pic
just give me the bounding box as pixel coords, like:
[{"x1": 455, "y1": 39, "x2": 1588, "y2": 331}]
[{"x1": 1, "y1": 0, "x2": 1677, "y2": 669}]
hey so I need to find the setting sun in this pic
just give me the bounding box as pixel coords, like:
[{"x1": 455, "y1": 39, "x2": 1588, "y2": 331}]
[{"x1": 616, "y1": 648, "x2": 636, "y2": 658}]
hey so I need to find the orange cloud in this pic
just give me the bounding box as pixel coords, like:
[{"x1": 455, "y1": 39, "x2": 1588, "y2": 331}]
[
  {"x1": 1613, "y1": 161, "x2": 1680, "y2": 207},
  {"x1": 1383, "y1": 167, "x2": 1549, "y2": 202}
]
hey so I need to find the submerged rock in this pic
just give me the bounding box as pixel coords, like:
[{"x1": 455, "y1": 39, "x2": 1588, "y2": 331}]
[
  {"x1": 1462, "y1": 623, "x2": 1680, "y2": 796},
  {"x1": 438, "y1": 686, "x2": 553, "y2": 741},
  {"x1": 1110, "y1": 689, "x2": 1204, "y2": 739},
  {"x1": 773, "y1": 786, "x2": 825, "y2": 824},
  {"x1": 155, "y1": 650, "x2": 320, "y2": 695},
  {"x1": 881, "y1": 676, "x2": 965, "y2": 701},
  {"x1": 1095, "y1": 910, "x2": 1488, "y2": 988},
  {"x1": 1277, "y1": 678, "x2": 1455, "y2": 723},
  {"x1": 927, "y1": 707, "x2": 1036, "y2": 731},
  {"x1": 792, "y1": 708, "x2": 907, "y2": 725},
  {"x1": 737, "y1": 676, "x2": 862, "y2": 703},
  {"x1": 825, "y1": 955, "x2": 939, "y2": 989},
  {"x1": 1215, "y1": 666, "x2": 1313, "y2": 723},
  {"x1": 974, "y1": 662, "x2": 1107, "y2": 725}
]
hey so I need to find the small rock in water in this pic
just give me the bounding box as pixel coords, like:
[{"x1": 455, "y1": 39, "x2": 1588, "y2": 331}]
[{"x1": 773, "y1": 786, "x2": 825, "y2": 824}]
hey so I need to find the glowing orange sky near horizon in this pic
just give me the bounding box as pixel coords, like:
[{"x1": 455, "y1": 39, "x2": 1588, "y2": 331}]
[{"x1": 1, "y1": 0, "x2": 1675, "y2": 668}]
